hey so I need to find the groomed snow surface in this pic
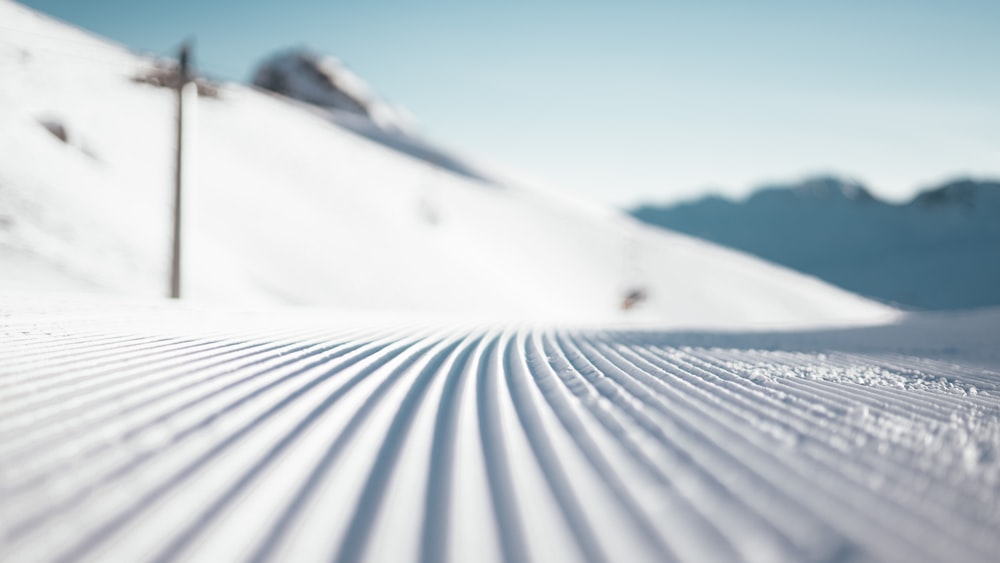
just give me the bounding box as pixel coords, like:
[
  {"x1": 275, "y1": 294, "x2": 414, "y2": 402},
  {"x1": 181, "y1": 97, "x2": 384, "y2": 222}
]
[
  {"x1": 2, "y1": 2, "x2": 1000, "y2": 562},
  {"x1": 1, "y1": 296, "x2": 998, "y2": 563}
]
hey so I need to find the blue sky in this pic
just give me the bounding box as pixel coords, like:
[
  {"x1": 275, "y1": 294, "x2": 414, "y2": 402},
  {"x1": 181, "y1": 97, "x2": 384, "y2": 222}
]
[{"x1": 18, "y1": 0, "x2": 1000, "y2": 205}]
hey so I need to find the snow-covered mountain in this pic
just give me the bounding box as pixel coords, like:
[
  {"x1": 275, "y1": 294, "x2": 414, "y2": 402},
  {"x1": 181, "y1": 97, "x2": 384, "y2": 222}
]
[
  {"x1": 251, "y1": 48, "x2": 494, "y2": 183},
  {"x1": 252, "y1": 49, "x2": 415, "y2": 134},
  {"x1": 631, "y1": 176, "x2": 1000, "y2": 310},
  {"x1": 0, "y1": 0, "x2": 892, "y2": 327},
  {"x1": 5, "y1": 5, "x2": 1000, "y2": 562}
]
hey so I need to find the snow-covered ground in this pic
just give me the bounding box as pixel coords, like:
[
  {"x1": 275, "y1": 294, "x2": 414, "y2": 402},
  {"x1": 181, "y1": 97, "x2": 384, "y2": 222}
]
[
  {"x1": 0, "y1": 0, "x2": 892, "y2": 328},
  {"x1": 0, "y1": 294, "x2": 998, "y2": 562},
  {"x1": 3, "y1": 3, "x2": 1000, "y2": 562}
]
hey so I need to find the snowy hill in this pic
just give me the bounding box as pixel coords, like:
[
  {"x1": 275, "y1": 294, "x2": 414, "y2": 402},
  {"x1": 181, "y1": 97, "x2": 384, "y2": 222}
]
[
  {"x1": 250, "y1": 49, "x2": 491, "y2": 183},
  {"x1": 0, "y1": 0, "x2": 892, "y2": 328},
  {"x1": 252, "y1": 49, "x2": 415, "y2": 134},
  {"x1": 632, "y1": 177, "x2": 1000, "y2": 311},
  {"x1": 5, "y1": 5, "x2": 1000, "y2": 562}
]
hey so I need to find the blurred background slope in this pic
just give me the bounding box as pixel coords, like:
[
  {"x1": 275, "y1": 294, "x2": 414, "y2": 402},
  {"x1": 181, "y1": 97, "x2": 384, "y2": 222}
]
[{"x1": 0, "y1": 0, "x2": 893, "y2": 327}]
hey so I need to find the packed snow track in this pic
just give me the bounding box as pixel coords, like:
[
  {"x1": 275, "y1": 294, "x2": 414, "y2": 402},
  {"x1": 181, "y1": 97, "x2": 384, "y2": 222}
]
[{"x1": 1, "y1": 298, "x2": 999, "y2": 562}]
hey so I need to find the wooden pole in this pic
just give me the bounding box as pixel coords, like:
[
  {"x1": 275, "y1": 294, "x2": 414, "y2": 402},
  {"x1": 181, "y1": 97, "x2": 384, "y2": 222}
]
[{"x1": 170, "y1": 42, "x2": 191, "y2": 299}]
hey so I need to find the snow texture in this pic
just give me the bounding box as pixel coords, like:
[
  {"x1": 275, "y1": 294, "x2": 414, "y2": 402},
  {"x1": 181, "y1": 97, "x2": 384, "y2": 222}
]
[
  {"x1": 0, "y1": 295, "x2": 998, "y2": 562},
  {"x1": 1, "y1": 6, "x2": 998, "y2": 560}
]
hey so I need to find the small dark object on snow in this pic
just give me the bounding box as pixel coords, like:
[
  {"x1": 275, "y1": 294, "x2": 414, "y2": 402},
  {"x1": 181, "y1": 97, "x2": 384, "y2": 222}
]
[
  {"x1": 39, "y1": 119, "x2": 68, "y2": 143},
  {"x1": 621, "y1": 287, "x2": 648, "y2": 310}
]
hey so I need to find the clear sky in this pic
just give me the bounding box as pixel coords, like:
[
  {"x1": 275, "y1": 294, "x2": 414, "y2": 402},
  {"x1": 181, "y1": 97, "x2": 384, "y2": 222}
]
[{"x1": 16, "y1": 0, "x2": 1000, "y2": 205}]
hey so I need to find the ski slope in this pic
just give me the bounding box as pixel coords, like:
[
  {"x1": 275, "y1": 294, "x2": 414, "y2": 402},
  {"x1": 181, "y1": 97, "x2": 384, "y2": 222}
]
[
  {"x1": 4, "y1": 5, "x2": 998, "y2": 561},
  {"x1": 0, "y1": 0, "x2": 892, "y2": 327},
  {"x1": 1, "y1": 295, "x2": 998, "y2": 562}
]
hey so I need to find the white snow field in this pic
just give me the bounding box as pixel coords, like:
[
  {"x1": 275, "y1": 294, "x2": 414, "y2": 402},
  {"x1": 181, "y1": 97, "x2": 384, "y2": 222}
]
[
  {"x1": 0, "y1": 294, "x2": 998, "y2": 562},
  {"x1": 0, "y1": 0, "x2": 892, "y2": 328},
  {"x1": 4, "y1": 3, "x2": 1000, "y2": 563}
]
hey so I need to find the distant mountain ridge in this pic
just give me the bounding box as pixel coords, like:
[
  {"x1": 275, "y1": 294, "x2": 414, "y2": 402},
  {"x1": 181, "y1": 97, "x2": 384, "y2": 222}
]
[{"x1": 631, "y1": 177, "x2": 1000, "y2": 310}]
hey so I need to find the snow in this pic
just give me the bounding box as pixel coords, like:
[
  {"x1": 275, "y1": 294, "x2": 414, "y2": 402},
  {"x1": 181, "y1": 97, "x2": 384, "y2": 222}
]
[
  {"x1": 0, "y1": 294, "x2": 997, "y2": 562},
  {"x1": 2, "y1": 4, "x2": 1000, "y2": 562},
  {"x1": 252, "y1": 49, "x2": 416, "y2": 135},
  {"x1": 0, "y1": 0, "x2": 893, "y2": 328}
]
